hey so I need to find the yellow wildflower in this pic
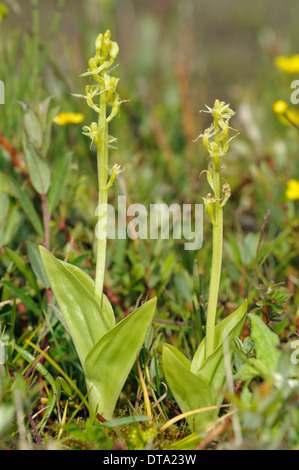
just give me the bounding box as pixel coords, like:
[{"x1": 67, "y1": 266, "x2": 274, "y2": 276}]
[
  {"x1": 0, "y1": 4, "x2": 8, "y2": 23},
  {"x1": 274, "y1": 55, "x2": 299, "y2": 74},
  {"x1": 286, "y1": 179, "x2": 299, "y2": 200},
  {"x1": 272, "y1": 100, "x2": 288, "y2": 115},
  {"x1": 285, "y1": 108, "x2": 299, "y2": 128},
  {"x1": 53, "y1": 112, "x2": 84, "y2": 126},
  {"x1": 272, "y1": 100, "x2": 299, "y2": 128}
]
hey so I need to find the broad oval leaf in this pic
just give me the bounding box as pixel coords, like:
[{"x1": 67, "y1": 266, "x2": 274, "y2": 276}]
[
  {"x1": 162, "y1": 344, "x2": 218, "y2": 433},
  {"x1": 39, "y1": 246, "x2": 113, "y2": 368},
  {"x1": 191, "y1": 299, "x2": 247, "y2": 376},
  {"x1": 85, "y1": 298, "x2": 157, "y2": 419},
  {"x1": 5, "y1": 247, "x2": 40, "y2": 297}
]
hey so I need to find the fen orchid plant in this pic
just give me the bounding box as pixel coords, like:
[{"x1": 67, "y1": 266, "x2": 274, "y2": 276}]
[
  {"x1": 162, "y1": 100, "x2": 247, "y2": 433},
  {"x1": 39, "y1": 30, "x2": 156, "y2": 420}
]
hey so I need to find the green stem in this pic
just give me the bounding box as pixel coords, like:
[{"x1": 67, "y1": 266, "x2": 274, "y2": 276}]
[
  {"x1": 40, "y1": 0, "x2": 66, "y2": 71},
  {"x1": 95, "y1": 87, "x2": 108, "y2": 305},
  {"x1": 205, "y1": 159, "x2": 223, "y2": 358},
  {"x1": 31, "y1": 0, "x2": 40, "y2": 95}
]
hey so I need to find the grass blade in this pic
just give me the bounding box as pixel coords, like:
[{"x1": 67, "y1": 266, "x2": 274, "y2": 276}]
[{"x1": 7, "y1": 174, "x2": 44, "y2": 238}]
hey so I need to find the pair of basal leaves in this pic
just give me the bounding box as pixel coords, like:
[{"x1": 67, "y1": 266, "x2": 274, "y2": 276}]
[{"x1": 40, "y1": 246, "x2": 246, "y2": 431}]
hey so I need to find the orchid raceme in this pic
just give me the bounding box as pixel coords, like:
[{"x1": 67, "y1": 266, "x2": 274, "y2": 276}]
[
  {"x1": 162, "y1": 100, "x2": 247, "y2": 433},
  {"x1": 272, "y1": 100, "x2": 288, "y2": 116},
  {"x1": 39, "y1": 31, "x2": 156, "y2": 420},
  {"x1": 274, "y1": 55, "x2": 299, "y2": 74},
  {"x1": 53, "y1": 112, "x2": 84, "y2": 125}
]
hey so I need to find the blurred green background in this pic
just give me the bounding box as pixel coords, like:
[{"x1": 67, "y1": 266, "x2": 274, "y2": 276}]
[
  {"x1": 1, "y1": 0, "x2": 298, "y2": 318},
  {"x1": 2, "y1": 0, "x2": 299, "y2": 102}
]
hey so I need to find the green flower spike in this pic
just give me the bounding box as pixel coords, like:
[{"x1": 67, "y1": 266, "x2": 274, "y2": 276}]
[
  {"x1": 78, "y1": 29, "x2": 124, "y2": 302},
  {"x1": 162, "y1": 100, "x2": 247, "y2": 433},
  {"x1": 39, "y1": 31, "x2": 156, "y2": 421}
]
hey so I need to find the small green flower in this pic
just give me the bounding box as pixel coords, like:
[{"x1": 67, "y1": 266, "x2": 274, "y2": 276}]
[
  {"x1": 105, "y1": 163, "x2": 125, "y2": 190},
  {"x1": 197, "y1": 99, "x2": 237, "y2": 166},
  {"x1": 82, "y1": 122, "x2": 101, "y2": 147}
]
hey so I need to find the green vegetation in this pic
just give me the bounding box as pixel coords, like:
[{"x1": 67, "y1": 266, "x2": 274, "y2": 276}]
[{"x1": 0, "y1": 0, "x2": 298, "y2": 451}]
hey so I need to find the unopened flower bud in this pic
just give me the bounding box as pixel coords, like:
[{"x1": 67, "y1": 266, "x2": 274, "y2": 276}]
[
  {"x1": 220, "y1": 182, "x2": 231, "y2": 207},
  {"x1": 198, "y1": 100, "x2": 237, "y2": 162}
]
